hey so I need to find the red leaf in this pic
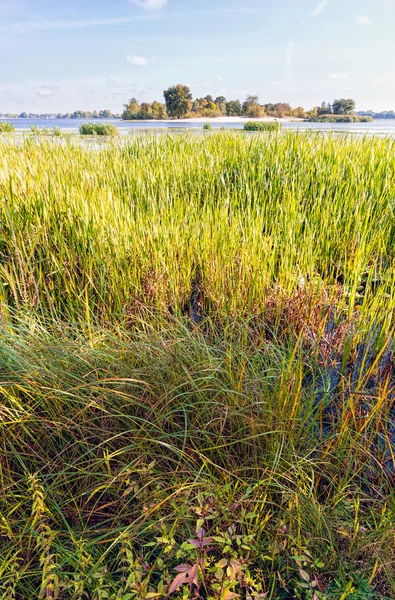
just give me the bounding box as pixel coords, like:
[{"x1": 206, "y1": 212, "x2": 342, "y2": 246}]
[
  {"x1": 173, "y1": 564, "x2": 192, "y2": 573},
  {"x1": 187, "y1": 538, "x2": 200, "y2": 548},
  {"x1": 189, "y1": 564, "x2": 199, "y2": 591},
  {"x1": 201, "y1": 537, "x2": 213, "y2": 547},
  {"x1": 168, "y1": 572, "x2": 188, "y2": 595}
]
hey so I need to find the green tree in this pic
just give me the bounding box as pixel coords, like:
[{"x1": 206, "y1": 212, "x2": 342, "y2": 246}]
[
  {"x1": 226, "y1": 100, "x2": 242, "y2": 116},
  {"x1": 151, "y1": 101, "x2": 168, "y2": 119},
  {"x1": 317, "y1": 101, "x2": 332, "y2": 115},
  {"x1": 332, "y1": 98, "x2": 356, "y2": 115},
  {"x1": 214, "y1": 96, "x2": 227, "y2": 113},
  {"x1": 292, "y1": 106, "x2": 307, "y2": 119},
  {"x1": 138, "y1": 103, "x2": 153, "y2": 119},
  {"x1": 242, "y1": 95, "x2": 265, "y2": 118},
  {"x1": 99, "y1": 109, "x2": 112, "y2": 118},
  {"x1": 122, "y1": 98, "x2": 140, "y2": 120},
  {"x1": 163, "y1": 84, "x2": 193, "y2": 118}
]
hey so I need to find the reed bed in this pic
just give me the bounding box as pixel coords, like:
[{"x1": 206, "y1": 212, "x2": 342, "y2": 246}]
[{"x1": 1, "y1": 132, "x2": 395, "y2": 598}]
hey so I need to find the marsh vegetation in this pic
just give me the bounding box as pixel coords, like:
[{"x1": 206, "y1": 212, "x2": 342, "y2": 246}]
[{"x1": 1, "y1": 132, "x2": 395, "y2": 598}]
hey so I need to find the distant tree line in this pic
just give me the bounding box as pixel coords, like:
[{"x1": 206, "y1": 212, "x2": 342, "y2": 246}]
[
  {"x1": 123, "y1": 84, "x2": 310, "y2": 120},
  {"x1": 0, "y1": 110, "x2": 120, "y2": 119},
  {"x1": 357, "y1": 110, "x2": 395, "y2": 119}
]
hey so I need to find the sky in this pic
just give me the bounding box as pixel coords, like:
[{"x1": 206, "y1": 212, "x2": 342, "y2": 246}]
[{"x1": 0, "y1": 0, "x2": 394, "y2": 113}]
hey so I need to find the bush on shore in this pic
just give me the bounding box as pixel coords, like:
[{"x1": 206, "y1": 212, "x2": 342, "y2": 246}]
[
  {"x1": 79, "y1": 122, "x2": 119, "y2": 136},
  {"x1": 244, "y1": 121, "x2": 282, "y2": 131},
  {"x1": 309, "y1": 114, "x2": 373, "y2": 123}
]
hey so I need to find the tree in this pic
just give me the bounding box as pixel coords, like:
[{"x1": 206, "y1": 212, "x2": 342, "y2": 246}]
[
  {"x1": 242, "y1": 95, "x2": 265, "y2": 118},
  {"x1": 71, "y1": 110, "x2": 90, "y2": 119},
  {"x1": 332, "y1": 98, "x2": 356, "y2": 115},
  {"x1": 163, "y1": 84, "x2": 193, "y2": 118},
  {"x1": 139, "y1": 103, "x2": 154, "y2": 119},
  {"x1": 122, "y1": 98, "x2": 140, "y2": 120},
  {"x1": 307, "y1": 106, "x2": 319, "y2": 118},
  {"x1": 99, "y1": 109, "x2": 112, "y2": 118},
  {"x1": 214, "y1": 96, "x2": 227, "y2": 113},
  {"x1": 317, "y1": 101, "x2": 332, "y2": 115},
  {"x1": 226, "y1": 100, "x2": 242, "y2": 116},
  {"x1": 151, "y1": 101, "x2": 168, "y2": 119},
  {"x1": 292, "y1": 106, "x2": 307, "y2": 119}
]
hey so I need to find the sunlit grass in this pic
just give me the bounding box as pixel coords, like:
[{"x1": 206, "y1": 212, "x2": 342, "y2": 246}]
[{"x1": 0, "y1": 132, "x2": 395, "y2": 598}]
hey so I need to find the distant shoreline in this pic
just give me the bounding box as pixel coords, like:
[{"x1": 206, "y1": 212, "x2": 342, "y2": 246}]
[{"x1": 121, "y1": 116, "x2": 305, "y2": 124}]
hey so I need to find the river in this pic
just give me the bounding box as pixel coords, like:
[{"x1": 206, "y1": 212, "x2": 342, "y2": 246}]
[{"x1": 2, "y1": 117, "x2": 395, "y2": 135}]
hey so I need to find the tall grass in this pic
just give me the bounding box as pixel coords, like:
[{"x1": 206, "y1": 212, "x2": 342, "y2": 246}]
[
  {"x1": 0, "y1": 121, "x2": 15, "y2": 132},
  {"x1": 244, "y1": 121, "x2": 282, "y2": 131},
  {"x1": 79, "y1": 122, "x2": 119, "y2": 136},
  {"x1": 1, "y1": 132, "x2": 395, "y2": 598},
  {"x1": 1, "y1": 133, "x2": 395, "y2": 327}
]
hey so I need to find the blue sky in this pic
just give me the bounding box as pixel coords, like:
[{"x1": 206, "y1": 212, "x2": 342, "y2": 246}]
[{"x1": 0, "y1": 0, "x2": 393, "y2": 113}]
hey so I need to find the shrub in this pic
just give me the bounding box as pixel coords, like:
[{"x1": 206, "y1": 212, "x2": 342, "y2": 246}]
[
  {"x1": 203, "y1": 123, "x2": 212, "y2": 130},
  {"x1": 200, "y1": 108, "x2": 222, "y2": 118},
  {"x1": 244, "y1": 121, "x2": 282, "y2": 131},
  {"x1": 309, "y1": 114, "x2": 373, "y2": 124},
  {"x1": 0, "y1": 121, "x2": 15, "y2": 132},
  {"x1": 79, "y1": 122, "x2": 119, "y2": 136}
]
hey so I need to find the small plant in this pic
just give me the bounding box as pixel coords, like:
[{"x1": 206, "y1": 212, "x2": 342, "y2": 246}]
[
  {"x1": 244, "y1": 121, "x2": 282, "y2": 131},
  {"x1": 0, "y1": 121, "x2": 15, "y2": 132},
  {"x1": 203, "y1": 123, "x2": 212, "y2": 130},
  {"x1": 327, "y1": 575, "x2": 376, "y2": 599},
  {"x1": 79, "y1": 122, "x2": 119, "y2": 136}
]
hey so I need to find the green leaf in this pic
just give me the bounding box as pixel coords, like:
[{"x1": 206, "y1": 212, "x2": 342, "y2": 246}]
[
  {"x1": 299, "y1": 569, "x2": 310, "y2": 583},
  {"x1": 216, "y1": 558, "x2": 228, "y2": 568},
  {"x1": 196, "y1": 519, "x2": 205, "y2": 533}
]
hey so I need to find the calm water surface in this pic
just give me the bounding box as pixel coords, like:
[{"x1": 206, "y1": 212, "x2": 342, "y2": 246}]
[{"x1": 2, "y1": 117, "x2": 395, "y2": 135}]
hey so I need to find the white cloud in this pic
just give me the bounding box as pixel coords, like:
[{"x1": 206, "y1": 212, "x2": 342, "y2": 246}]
[
  {"x1": 308, "y1": 0, "x2": 329, "y2": 18},
  {"x1": 356, "y1": 14, "x2": 372, "y2": 25},
  {"x1": 216, "y1": 75, "x2": 224, "y2": 82},
  {"x1": 36, "y1": 85, "x2": 58, "y2": 97},
  {"x1": 328, "y1": 72, "x2": 348, "y2": 79},
  {"x1": 0, "y1": 16, "x2": 137, "y2": 33},
  {"x1": 127, "y1": 55, "x2": 149, "y2": 66},
  {"x1": 132, "y1": 0, "x2": 167, "y2": 9}
]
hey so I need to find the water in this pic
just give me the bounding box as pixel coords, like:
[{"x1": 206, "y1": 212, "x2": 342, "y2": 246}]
[{"x1": 3, "y1": 117, "x2": 395, "y2": 135}]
